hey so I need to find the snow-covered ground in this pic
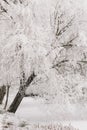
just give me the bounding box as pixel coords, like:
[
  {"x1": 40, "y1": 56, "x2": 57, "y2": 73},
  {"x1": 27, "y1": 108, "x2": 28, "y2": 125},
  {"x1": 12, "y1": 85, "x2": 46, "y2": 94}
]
[
  {"x1": 0, "y1": 113, "x2": 80, "y2": 130},
  {"x1": 1, "y1": 96, "x2": 87, "y2": 130},
  {"x1": 14, "y1": 97, "x2": 87, "y2": 130},
  {"x1": 0, "y1": 92, "x2": 87, "y2": 130},
  {"x1": 15, "y1": 97, "x2": 87, "y2": 121}
]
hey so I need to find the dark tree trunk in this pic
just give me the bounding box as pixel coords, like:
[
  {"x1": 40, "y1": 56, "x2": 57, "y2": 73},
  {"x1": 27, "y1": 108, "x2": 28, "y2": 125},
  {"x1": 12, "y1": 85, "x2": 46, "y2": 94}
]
[
  {"x1": 8, "y1": 72, "x2": 36, "y2": 113},
  {"x1": 8, "y1": 92, "x2": 23, "y2": 113},
  {"x1": 4, "y1": 85, "x2": 10, "y2": 109},
  {"x1": 0, "y1": 85, "x2": 6, "y2": 104}
]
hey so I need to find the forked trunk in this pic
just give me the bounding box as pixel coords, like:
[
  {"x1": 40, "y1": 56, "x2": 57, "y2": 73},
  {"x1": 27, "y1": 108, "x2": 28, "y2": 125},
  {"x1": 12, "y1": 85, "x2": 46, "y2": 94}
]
[{"x1": 8, "y1": 72, "x2": 36, "y2": 113}]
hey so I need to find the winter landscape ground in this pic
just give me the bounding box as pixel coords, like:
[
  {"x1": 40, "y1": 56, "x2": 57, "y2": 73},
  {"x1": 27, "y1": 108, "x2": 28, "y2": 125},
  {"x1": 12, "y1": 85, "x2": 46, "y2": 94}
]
[{"x1": 0, "y1": 0, "x2": 87, "y2": 129}]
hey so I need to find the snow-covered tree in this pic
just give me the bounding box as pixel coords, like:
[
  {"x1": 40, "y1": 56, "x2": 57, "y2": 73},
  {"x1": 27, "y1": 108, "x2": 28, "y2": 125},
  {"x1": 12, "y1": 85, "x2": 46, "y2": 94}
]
[{"x1": 0, "y1": 0, "x2": 87, "y2": 112}]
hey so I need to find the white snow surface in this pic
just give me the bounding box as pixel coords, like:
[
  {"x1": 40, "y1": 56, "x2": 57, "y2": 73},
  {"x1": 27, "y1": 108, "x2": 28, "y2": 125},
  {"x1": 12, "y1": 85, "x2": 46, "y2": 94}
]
[
  {"x1": 15, "y1": 97, "x2": 87, "y2": 121},
  {"x1": 16, "y1": 97, "x2": 87, "y2": 130},
  {"x1": 0, "y1": 97, "x2": 87, "y2": 130}
]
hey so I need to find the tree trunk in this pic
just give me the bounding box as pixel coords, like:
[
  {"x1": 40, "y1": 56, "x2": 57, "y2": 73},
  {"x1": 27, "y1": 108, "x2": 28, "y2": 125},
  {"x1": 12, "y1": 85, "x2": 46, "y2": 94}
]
[
  {"x1": 4, "y1": 85, "x2": 10, "y2": 109},
  {"x1": 8, "y1": 92, "x2": 23, "y2": 113},
  {"x1": 8, "y1": 72, "x2": 36, "y2": 113},
  {"x1": 0, "y1": 85, "x2": 6, "y2": 104}
]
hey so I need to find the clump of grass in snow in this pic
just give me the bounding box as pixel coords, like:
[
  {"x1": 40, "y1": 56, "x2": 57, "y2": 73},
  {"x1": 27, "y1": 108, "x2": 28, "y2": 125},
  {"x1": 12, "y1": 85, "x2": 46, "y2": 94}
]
[
  {"x1": 19, "y1": 121, "x2": 28, "y2": 127},
  {"x1": 33, "y1": 123, "x2": 79, "y2": 130}
]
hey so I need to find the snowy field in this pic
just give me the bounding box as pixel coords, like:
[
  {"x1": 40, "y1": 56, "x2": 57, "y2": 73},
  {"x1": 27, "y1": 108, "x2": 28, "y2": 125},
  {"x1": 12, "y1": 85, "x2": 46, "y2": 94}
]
[
  {"x1": 16, "y1": 97, "x2": 87, "y2": 121},
  {"x1": 0, "y1": 96, "x2": 87, "y2": 130},
  {"x1": 15, "y1": 97, "x2": 87, "y2": 130}
]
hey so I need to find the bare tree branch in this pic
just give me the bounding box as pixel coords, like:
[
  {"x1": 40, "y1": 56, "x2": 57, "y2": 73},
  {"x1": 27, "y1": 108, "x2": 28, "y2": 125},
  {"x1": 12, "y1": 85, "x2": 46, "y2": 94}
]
[
  {"x1": 52, "y1": 59, "x2": 69, "y2": 69},
  {"x1": 19, "y1": 0, "x2": 22, "y2": 4},
  {"x1": 56, "y1": 17, "x2": 74, "y2": 37},
  {"x1": 62, "y1": 34, "x2": 78, "y2": 49},
  {"x1": 3, "y1": 0, "x2": 9, "y2": 5},
  {"x1": 0, "y1": 4, "x2": 7, "y2": 13},
  {"x1": 77, "y1": 60, "x2": 87, "y2": 64}
]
